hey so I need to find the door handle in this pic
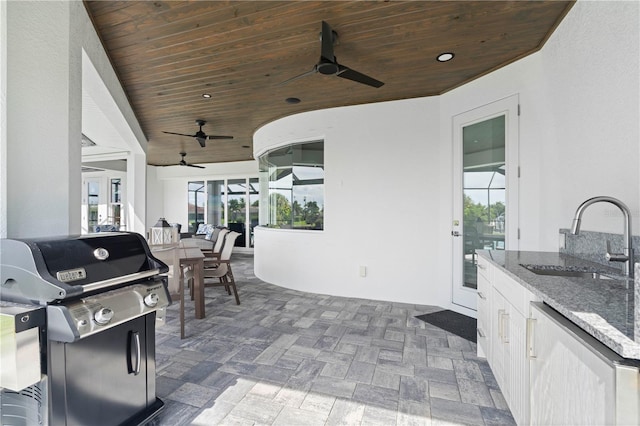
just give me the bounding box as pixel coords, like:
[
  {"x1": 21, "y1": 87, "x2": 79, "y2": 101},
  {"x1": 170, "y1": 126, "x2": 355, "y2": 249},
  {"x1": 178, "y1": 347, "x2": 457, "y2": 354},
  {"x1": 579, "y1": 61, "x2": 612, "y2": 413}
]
[
  {"x1": 451, "y1": 231, "x2": 461, "y2": 237},
  {"x1": 498, "y1": 309, "x2": 505, "y2": 339},
  {"x1": 128, "y1": 330, "x2": 141, "y2": 375},
  {"x1": 527, "y1": 318, "x2": 537, "y2": 359}
]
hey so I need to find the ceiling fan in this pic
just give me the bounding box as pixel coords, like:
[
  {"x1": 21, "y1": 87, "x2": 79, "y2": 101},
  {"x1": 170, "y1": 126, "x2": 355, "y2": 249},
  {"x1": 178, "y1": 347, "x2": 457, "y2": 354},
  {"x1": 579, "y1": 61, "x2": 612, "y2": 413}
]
[
  {"x1": 280, "y1": 21, "x2": 384, "y2": 88},
  {"x1": 162, "y1": 119, "x2": 233, "y2": 148},
  {"x1": 161, "y1": 152, "x2": 205, "y2": 169}
]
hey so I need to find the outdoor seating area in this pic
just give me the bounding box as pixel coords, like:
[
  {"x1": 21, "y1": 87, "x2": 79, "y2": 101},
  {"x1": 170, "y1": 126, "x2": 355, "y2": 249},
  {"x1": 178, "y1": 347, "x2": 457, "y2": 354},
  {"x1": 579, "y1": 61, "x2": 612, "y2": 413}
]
[{"x1": 148, "y1": 227, "x2": 241, "y2": 339}]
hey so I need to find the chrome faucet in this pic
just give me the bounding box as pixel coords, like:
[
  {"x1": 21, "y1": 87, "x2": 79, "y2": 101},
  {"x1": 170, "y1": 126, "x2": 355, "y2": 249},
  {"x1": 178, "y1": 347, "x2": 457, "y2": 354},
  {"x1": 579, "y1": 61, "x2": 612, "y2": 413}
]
[{"x1": 570, "y1": 196, "x2": 634, "y2": 278}]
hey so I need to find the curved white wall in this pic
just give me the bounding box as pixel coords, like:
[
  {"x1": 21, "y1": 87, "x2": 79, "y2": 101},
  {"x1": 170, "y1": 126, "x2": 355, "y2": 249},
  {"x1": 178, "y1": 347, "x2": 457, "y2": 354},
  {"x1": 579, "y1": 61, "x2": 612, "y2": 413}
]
[
  {"x1": 253, "y1": 0, "x2": 639, "y2": 314},
  {"x1": 254, "y1": 98, "x2": 449, "y2": 308}
]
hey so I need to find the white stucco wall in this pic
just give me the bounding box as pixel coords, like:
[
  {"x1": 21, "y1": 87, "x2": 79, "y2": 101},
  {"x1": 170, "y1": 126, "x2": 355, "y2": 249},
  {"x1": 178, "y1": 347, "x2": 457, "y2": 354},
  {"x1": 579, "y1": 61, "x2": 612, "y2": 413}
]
[
  {"x1": 4, "y1": 1, "x2": 148, "y2": 238},
  {"x1": 253, "y1": 0, "x2": 640, "y2": 313},
  {"x1": 254, "y1": 98, "x2": 447, "y2": 308},
  {"x1": 6, "y1": 1, "x2": 83, "y2": 237}
]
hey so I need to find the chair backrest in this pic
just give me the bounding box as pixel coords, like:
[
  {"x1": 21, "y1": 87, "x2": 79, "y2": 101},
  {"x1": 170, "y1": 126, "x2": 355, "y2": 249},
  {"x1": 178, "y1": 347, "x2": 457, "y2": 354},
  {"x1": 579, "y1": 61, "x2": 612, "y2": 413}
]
[
  {"x1": 212, "y1": 228, "x2": 230, "y2": 253},
  {"x1": 205, "y1": 226, "x2": 222, "y2": 242},
  {"x1": 219, "y1": 231, "x2": 241, "y2": 261}
]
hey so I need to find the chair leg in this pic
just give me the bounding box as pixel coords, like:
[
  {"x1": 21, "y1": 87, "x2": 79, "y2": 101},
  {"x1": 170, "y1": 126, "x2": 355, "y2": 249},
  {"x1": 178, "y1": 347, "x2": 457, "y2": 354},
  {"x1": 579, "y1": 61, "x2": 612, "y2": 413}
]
[
  {"x1": 226, "y1": 265, "x2": 240, "y2": 305},
  {"x1": 230, "y1": 283, "x2": 240, "y2": 305},
  {"x1": 179, "y1": 277, "x2": 185, "y2": 339},
  {"x1": 221, "y1": 276, "x2": 231, "y2": 295}
]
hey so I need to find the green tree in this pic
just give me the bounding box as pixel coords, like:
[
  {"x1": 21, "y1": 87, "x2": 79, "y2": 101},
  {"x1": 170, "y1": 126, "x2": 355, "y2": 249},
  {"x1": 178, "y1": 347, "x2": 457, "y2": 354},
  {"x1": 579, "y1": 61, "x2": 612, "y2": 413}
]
[
  {"x1": 228, "y1": 198, "x2": 245, "y2": 222},
  {"x1": 463, "y1": 195, "x2": 487, "y2": 226},
  {"x1": 489, "y1": 201, "x2": 505, "y2": 221},
  {"x1": 270, "y1": 193, "x2": 291, "y2": 226},
  {"x1": 292, "y1": 200, "x2": 303, "y2": 223},
  {"x1": 303, "y1": 201, "x2": 320, "y2": 225}
]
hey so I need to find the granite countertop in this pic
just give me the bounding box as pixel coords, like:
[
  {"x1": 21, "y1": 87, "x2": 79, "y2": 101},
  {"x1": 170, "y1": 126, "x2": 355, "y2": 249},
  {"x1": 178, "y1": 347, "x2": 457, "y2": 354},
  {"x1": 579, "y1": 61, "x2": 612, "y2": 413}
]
[{"x1": 477, "y1": 250, "x2": 640, "y2": 360}]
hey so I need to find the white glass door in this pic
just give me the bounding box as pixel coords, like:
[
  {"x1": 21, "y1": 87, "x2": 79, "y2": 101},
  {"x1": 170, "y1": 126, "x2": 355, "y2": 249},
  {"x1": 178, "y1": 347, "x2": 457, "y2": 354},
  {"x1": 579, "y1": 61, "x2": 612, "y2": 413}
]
[
  {"x1": 452, "y1": 95, "x2": 519, "y2": 310},
  {"x1": 82, "y1": 177, "x2": 105, "y2": 234}
]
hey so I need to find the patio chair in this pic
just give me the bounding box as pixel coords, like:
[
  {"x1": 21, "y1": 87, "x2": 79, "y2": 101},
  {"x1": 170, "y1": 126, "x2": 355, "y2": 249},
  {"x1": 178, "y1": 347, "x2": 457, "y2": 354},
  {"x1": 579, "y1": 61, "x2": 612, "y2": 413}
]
[
  {"x1": 202, "y1": 231, "x2": 241, "y2": 304},
  {"x1": 204, "y1": 228, "x2": 229, "y2": 259}
]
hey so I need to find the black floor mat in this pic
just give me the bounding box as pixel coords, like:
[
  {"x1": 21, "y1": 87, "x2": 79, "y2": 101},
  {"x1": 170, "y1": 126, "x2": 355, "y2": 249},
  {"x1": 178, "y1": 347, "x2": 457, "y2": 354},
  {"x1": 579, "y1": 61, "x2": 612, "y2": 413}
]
[{"x1": 415, "y1": 309, "x2": 477, "y2": 343}]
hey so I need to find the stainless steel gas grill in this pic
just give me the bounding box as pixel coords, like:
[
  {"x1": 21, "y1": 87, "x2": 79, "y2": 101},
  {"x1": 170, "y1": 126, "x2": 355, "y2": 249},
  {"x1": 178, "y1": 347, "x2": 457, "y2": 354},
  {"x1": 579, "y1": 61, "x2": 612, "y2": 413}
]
[{"x1": 0, "y1": 232, "x2": 171, "y2": 426}]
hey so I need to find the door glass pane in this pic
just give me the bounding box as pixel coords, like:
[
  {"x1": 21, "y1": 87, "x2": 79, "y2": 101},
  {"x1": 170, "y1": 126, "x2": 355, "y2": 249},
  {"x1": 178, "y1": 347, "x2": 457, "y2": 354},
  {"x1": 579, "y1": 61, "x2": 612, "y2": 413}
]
[
  {"x1": 206, "y1": 180, "x2": 225, "y2": 227},
  {"x1": 227, "y1": 179, "x2": 246, "y2": 246},
  {"x1": 188, "y1": 181, "x2": 205, "y2": 233},
  {"x1": 462, "y1": 115, "x2": 505, "y2": 289},
  {"x1": 88, "y1": 181, "x2": 99, "y2": 230},
  {"x1": 110, "y1": 178, "x2": 121, "y2": 203}
]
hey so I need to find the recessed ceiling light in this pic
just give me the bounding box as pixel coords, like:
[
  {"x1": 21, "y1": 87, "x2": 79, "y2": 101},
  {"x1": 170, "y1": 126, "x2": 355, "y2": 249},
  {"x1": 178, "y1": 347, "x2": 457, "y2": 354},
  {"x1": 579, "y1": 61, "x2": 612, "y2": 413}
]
[
  {"x1": 285, "y1": 97, "x2": 301, "y2": 104},
  {"x1": 437, "y1": 52, "x2": 455, "y2": 62},
  {"x1": 202, "y1": 93, "x2": 212, "y2": 98}
]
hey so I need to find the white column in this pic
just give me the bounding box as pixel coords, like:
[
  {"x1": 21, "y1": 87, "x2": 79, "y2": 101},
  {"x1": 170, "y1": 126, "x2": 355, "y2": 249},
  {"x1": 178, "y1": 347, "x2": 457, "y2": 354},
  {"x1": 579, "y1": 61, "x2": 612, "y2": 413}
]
[
  {"x1": 127, "y1": 152, "x2": 147, "y2": 235},
  {"x1": 0, "y1": 0, "x2": 8, "y2": 238},
  {"x1": 5, "y1": 1, "x2": 82, "y2": 237}
]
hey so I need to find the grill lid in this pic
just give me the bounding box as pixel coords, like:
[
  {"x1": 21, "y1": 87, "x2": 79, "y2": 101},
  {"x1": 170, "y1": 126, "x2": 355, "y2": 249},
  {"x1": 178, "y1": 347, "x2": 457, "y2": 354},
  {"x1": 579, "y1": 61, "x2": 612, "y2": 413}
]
[{"x1": 0, "y1": 233, "x2": 167, "y2": 304}]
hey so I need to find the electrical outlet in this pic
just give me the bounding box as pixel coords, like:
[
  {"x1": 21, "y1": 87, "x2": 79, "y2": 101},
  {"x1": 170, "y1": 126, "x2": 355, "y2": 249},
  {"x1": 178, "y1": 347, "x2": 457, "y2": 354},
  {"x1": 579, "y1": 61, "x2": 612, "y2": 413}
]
[{"x1": 359, "y1": 266, "x2": 367, "y2": 277}]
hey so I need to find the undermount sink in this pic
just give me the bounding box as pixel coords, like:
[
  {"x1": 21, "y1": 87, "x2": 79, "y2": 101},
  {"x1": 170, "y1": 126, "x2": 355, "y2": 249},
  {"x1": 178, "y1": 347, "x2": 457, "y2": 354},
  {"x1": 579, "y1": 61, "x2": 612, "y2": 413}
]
[{"x1": 520, "y1": 264, "x2": 621, "y2": 280}]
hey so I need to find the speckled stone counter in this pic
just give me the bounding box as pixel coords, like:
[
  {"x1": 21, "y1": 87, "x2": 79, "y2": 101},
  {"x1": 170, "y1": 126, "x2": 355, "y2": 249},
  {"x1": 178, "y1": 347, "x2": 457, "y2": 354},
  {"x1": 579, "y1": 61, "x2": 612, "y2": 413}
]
[{"x1": 477, "y1": 250, "x2": 640, "y2": 360}]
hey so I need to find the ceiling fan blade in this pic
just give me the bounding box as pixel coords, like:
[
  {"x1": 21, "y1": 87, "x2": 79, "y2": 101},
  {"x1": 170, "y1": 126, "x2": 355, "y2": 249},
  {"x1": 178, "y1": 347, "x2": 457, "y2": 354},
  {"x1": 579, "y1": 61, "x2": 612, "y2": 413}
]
[
  {"x1": 162, "y1": 131, "x2": 196, "y2": 137},
  {"x1": 186, "y1": 163, "x2": 205, "y2": 169},
  {"x1": 207, "y1": 135, "x2": 234, "y2": 140},
  {"x1": 337, "y1": 65, "x2": 384, "y2": 88},
  {"x1": 278, "y1": 66, "x2": 318, "y2": 86},
  {"x1": 321, "y1": 21, "x2": 335, "y2": 62},
  {"x1": 196, "y1": 137, "x2": 206, "y2": 148}
]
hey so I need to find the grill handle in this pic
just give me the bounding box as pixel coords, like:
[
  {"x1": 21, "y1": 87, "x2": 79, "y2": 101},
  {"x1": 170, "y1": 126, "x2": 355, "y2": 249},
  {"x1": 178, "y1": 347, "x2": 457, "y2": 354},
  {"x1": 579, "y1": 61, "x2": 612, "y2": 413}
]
[{"x1": 128, "y1": 330, "x2": 141, "y2": 376}]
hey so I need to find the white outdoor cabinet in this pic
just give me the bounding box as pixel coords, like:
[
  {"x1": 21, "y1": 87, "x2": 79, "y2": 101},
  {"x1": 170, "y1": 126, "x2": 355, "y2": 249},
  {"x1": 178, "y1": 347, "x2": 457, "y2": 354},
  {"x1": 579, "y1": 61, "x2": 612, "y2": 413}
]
[
  {"x1": 478, "y1": 259, "x2": 537, "y2": 426},
  {"x1": 491, "y1": 266, "x2": 535, "y2": 426},
  {"x1": 529, "y1": 302, "x2": 640, "y2": 426}
]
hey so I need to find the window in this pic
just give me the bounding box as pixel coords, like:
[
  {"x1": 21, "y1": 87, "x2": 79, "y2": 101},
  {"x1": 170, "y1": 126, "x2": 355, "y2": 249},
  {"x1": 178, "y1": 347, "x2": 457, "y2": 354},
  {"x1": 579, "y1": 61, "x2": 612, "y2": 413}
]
[
  {"x1": 187, "y1": 177, "x2": 259, "y2": 247},
  {"x1": 248, "y1": 178, "x2": 259, "y2": 247},
  {"x1": 188, "y1": 181, "x2": 205, "y2": 233},
  {"x1": 258, "y1": 141, "x2": 324, "y2": 230}
]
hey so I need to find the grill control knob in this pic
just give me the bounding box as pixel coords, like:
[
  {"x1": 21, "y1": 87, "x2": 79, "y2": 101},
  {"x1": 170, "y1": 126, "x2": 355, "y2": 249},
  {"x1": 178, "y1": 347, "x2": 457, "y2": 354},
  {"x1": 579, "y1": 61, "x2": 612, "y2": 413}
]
[
  {"x1": 94, "y1": 307, "x2": 114, "y2": 325},
  {"x1": 144, "y1": 293, "x2": 159, "y2": 308}
]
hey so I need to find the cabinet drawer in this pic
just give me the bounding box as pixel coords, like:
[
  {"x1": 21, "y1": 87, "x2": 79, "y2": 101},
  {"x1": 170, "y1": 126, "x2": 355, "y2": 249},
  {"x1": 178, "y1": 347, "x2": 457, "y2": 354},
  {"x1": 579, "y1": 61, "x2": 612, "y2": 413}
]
[
  {"x1": 477, "y1": 256, "x2": 491, "y2": 281},
  {"x1": 493, "y1": 267, "x2": 535, "y2": 316}
]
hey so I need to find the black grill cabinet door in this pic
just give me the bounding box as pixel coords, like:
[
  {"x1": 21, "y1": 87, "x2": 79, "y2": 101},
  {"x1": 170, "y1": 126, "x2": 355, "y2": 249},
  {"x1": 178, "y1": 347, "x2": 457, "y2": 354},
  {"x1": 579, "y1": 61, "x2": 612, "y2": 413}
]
[{"x1": 58, "y1": 316, "x2": 149, "y2": 426}]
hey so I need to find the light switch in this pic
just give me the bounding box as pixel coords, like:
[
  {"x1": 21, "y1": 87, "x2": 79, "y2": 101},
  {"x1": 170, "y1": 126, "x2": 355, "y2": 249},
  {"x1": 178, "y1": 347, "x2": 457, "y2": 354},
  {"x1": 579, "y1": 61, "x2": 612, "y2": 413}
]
[{"x1": 359, "y1": 266, "x2": 367, "y2": 277}]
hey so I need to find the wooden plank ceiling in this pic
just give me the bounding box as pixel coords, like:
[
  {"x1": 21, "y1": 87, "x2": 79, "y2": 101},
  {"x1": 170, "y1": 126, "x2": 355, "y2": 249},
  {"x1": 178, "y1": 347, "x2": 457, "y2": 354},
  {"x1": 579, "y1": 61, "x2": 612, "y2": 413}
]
[{"x1": 84, "y1": 1, "x2": 574, "y2": 166}]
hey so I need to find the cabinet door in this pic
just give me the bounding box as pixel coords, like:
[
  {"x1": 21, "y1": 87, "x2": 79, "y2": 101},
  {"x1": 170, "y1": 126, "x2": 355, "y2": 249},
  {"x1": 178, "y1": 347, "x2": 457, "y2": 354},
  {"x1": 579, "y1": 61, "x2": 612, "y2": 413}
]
[
  {"x1": 64, "y1": 316, "x2": 149, "y2": 426},
  {"x1": 490, "y1": 287, "x2": 508, "y2": 397},
  {"x1": 476, "y1": 258, "x2": 491, "y2": 358},
  {"x1": 506, "y1": 307, "x2": 528, "y2": 426},
  {"x1": 490, "y1": 286, "x2": 529, "y2": 426},
  {"x1": 530, "y1": 303, "x2": 615, "y2": 426}
]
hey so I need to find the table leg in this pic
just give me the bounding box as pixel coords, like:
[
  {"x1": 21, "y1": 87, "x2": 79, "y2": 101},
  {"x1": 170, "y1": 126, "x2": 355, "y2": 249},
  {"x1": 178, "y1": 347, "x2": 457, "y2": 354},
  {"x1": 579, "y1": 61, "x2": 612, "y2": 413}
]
[{"x1": 194, "y1": 259, "x2": 205, "y2": 319}]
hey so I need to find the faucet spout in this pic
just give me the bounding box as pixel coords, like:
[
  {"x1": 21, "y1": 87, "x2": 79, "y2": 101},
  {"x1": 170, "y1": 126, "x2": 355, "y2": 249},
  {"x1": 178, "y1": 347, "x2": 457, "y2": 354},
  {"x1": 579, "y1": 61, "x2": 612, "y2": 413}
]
[{"x1": 570, "y1": 196, "x2": 634, "y2": 278}]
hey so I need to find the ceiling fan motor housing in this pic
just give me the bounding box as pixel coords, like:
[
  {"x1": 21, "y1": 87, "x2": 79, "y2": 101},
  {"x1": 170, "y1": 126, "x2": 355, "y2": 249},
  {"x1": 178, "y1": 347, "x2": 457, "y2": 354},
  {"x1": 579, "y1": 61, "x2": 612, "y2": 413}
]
[{"x1": 317, "y1": 59, "x2": 340, "y2": 75}]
